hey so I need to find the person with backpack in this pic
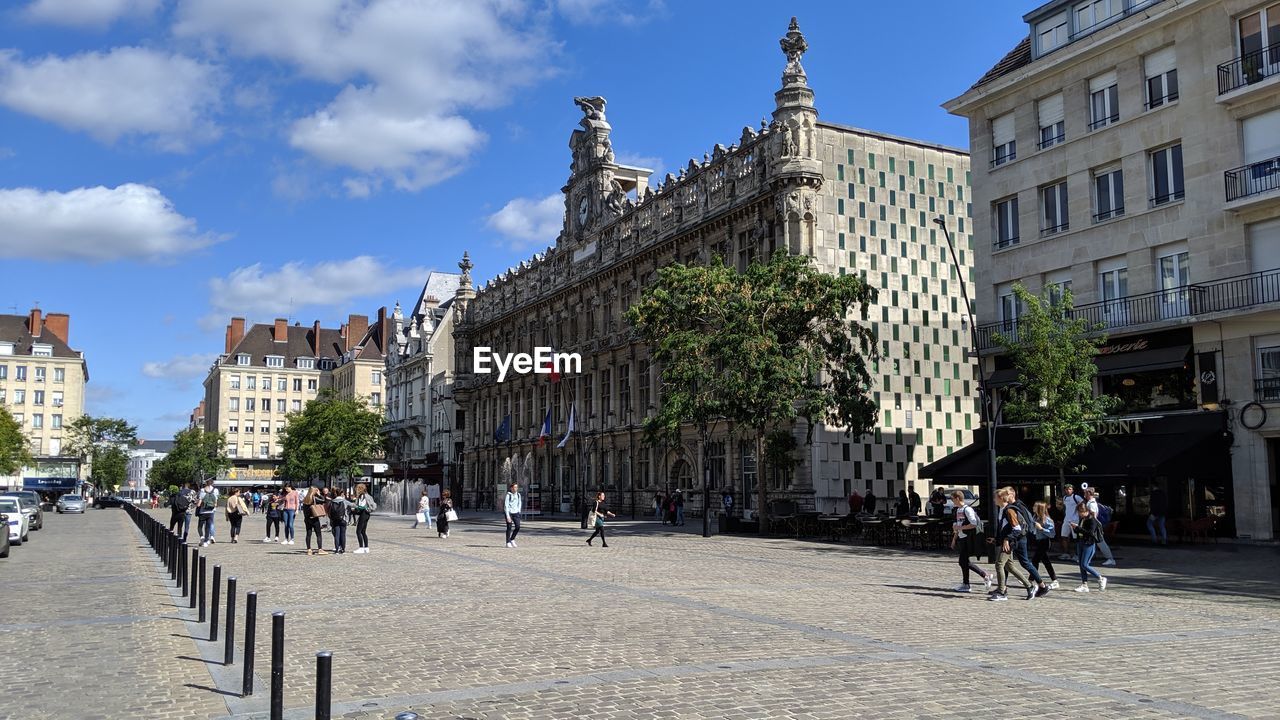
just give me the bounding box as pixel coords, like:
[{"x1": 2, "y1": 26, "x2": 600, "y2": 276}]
[
  {"x1": 504, "y1": 482, "x2": 522, "y2": 547},
  {"x1": 352, "y1": 483, "x2": 377, "y2": 553},
  {"x1": 1070, "y1": 502, "x2": 1108, "y2": 592},
  {"x1": 1030, "y1": 501, "x2": 1060, "y2": 589},
  {"x1": 301, "y1": 486, "x2": 329, "y2": 556},
  {"x1": 1007, "y1": 487, "x2": 1051, "y2": 598},
  {"x1": 326, "y1": 487, "x2": 351, "y2": 553},
  {"x1": 280, "y1": 483, "x2": 300, "y2": 545},
  {"x1": 988, "y1": 487, "x2": 1035, "y2": 602},
  {"x1": 169, "y1": 482, "x2": 194, "y2": 540},
  {"x1": 436, "y1": 489, "x2": 454, "y2": 539},
  {"x1": 225, "y1": 488, "x2": 249, "y2": 543},
  {"x1": 585, "y1": 491, "x2": 616, "y2": 547},
  {"x1": 263, "y1": 491, "x2": 283, "y2": 543},
  {"x1": 949, "y1": 490, "x2": 992, "y2": 593},
  {"x1": 1082, "y1": 487, "x2": 1117, "y2": 567},
  {"x1": 196, "y1": 478, "x2": 220, "y2": 547}
]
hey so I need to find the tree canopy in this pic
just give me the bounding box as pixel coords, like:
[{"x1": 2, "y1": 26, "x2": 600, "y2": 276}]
[
  {"x1": 65, "y1": 415, "x2": 138, "y2": 491},
  {"x1": 628, "y1": 252, "x2": 879, "y2": 528},
  {"x1": 279, "y1": 389, "x2": 384, "y2": 484},
  {"x1": 995, "y1": 283, "x2": 1119, "y2": 489},
  {"x1": 0, "y1": 405, "x2": 32, "y2": 476},
  {"x1": 147, "y1": 427, "x2": 230, "y2": 493}
]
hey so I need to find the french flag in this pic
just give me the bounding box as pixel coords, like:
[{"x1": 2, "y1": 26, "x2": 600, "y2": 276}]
[{"x1": 536, "y1": 409, "x2": 552, "y2": 448}]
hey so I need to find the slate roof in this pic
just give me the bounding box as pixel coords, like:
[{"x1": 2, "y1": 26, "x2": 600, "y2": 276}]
[
  {"x1": 0, "y1": 314, "x2": 82, "y2": 360},
  {"x1": 412, "y1": 272, "x2": 461, "y2": 319},
  {"x1": 136, "y1": 440, "x2": 176, "y2": 453},
  {"x1": 223, "y1": 322, "x2": 344, "y2": 367},
  {"x1": 970, "y1": 37, "x2": 1033, "y2": 90}
]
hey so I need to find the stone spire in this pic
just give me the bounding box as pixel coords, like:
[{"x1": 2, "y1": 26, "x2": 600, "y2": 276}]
[
  {"x1": 775, "y1": 16, "x2": 815, "y2": 115},
  {"x1": 455, "y1": 251, "x2": 476, "y2": 317}
]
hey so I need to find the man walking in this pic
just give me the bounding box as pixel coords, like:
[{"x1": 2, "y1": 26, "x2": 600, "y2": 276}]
[
  {"x1": 1007, "y1": 487, "x2": 1051, "y2": 598},
  {"x1": 196, "y1": 478, "x2": 220, "y2": 547},
  {"x1": 989, "y1": 487, "x2": 1035, "y2": 601},
  {"x1": 1058, "y1": 484, "x2": 1084, "y2": 560},
  {"x1": 169, "y1": 482, "x2": 195, "y2": 541},
  {"x1": 504, "y1": 482, "x2": 522, "y2": 548}
]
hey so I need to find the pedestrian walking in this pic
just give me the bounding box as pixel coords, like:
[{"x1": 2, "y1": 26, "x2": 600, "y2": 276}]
[
  {"x1": 280, "y1": 483, "x2": 300, "y2": 545},
  {"x1": 586, "y1": 491, "x2": 616, "y2": 547},
  {"x1": 437, "y1": 489, "x2": 454, "y2": 539},
  {"x1": 950, "y1": 490, "x2": 992, "y2": 593},
  {"x1": 302, "y1": 486, "x2": 329, "y2": 555},
  {"x1": 1070, "y1": 502, "x2": 1108, "y2": 592},
  {"x1": 1007, "y1": 487, "x2": 1051, "y2": 598},
  {"x1": 1030, "y1": 501, "x2": 1059, "y2": 589},
  {"x1": 909, "y1": 487, "x2": 922, "y2": 516},
  {"x1": 675, "y1": 490, "x2": 685, "y2": 526},
  {"x1": 653, "y1": 491, "x2": 665, "y2": 522},
  {"x1": 169, "y1": 482, "x2": 194, "y2": 540},
  {"x1": 263, "y1": 491, "x2": 283, "y2": 542},
  {"x1": 196, "y1": 478, "x2": 220, "y2": 547},
  {"x1": 326, "y1": 488, "x2": 350, "y2": 554},
  {"x1": 225, "y1": 487, "x2": 249, "y2": 543},
  {"x1": 988, "y1": 487, "x2": 1035, "y2": 602},
  {"x1": 504, "y1": 482, "x2": 522, "y2": 547},
  {"x1": 1059, "y1": 483, "x2": 1084, "y2": 560},
  {"x1": 1081, "y1": 487, "x2": 1117, "y2": 566},
  {"x1": 352, "y1": 483, "x2": 376, "y2": 553},
  {"x1": 1148, "y1": 485, "x2": 1168, "y2": 545},
  {"x1": 413, "y1": 490, "x2": 431, "y2": 530},
  {"x1": 251, "y1": 490, "x2": 262, "y2": 514}
]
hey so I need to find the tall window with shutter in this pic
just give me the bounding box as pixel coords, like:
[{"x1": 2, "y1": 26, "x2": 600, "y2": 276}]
[
  {"x1": 1089, "y1": 71, "x2": 1119, "y2": 130},
  {"x1": 1144, "y1": 46, "x2": 1178, "y2": 108},
  {"x1": 991, "y1": 113, "x2": 1016, "y2": 166},
  {"x1": 1037, "y1": 93, "x2": 1064, "y2": 149}
]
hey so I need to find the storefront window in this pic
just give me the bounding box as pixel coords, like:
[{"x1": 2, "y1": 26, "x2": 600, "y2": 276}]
[{"x1": 1099, "y1": 365, "x2": 1195, "y2": 413}]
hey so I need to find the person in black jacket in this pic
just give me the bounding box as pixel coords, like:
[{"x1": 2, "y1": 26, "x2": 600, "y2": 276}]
[
  {"x1": 864, "y1": 490, "x2": 877, "y2": 515},
  {"x1": 1071, "y1": 503, "x2": 1108, "y2": 593},
  {"x1": 909, "y1": 488, "x2": 922, "y2": 516}
]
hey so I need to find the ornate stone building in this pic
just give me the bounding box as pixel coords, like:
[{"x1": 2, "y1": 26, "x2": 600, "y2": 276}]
[{"x1": 452, "y1": 19, "x2": 976, "y2": 517}]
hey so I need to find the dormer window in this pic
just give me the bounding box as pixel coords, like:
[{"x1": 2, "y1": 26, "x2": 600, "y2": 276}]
[
  {"x1": 319, "y1": 359, "x2": 335, "y2": 370},
  {"x1": 0, "y1": 342, "x2": 13, "y2": 355},
  {"x1": 266, "y1": 355, "x2": 284, "y2": 368},
  {"x1": 1035, "y1": 11, "x2": 1068, "y2": 56},
  {"x1": 31, "y1": 343, "x2": 52, "y2": 357},
  {"x1": 236, "y1": 353, "x2": 251, "y2": 366},
  {"x1": 297, "y1": 358, "x2": 316, "y2": 370}
]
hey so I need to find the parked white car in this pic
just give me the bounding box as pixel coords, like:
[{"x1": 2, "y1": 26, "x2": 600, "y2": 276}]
[
  {"x1": 0, "y1": 498, "x2": 30, "y2": 546},
  {"x1": 0, "y1": 494, "x2": 41, "y2": 535}
]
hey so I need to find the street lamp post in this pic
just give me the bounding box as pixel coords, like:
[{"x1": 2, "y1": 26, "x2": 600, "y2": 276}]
[{"x1": 933, "y1": 216, "x2": 1000, "y2": 559}]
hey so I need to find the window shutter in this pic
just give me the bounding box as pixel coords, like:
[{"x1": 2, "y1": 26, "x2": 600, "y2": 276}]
[
  {"x1": 1243, "y1": 109, "x2": 1280, "y2": 163},
  {"x1": 1250, "y1": 218, "x2": 1280, "y2": 274},
  {"x1": 1037, "y1": 94, "x2": 1064, "y2": 126},
  {"x1": 1089, "y1": 71, "x2": 1118, "y2": 93},
  {"x1": 992, "y1": 113, "x2": 1015, "y2": 146},
  {"x1": 1144, "y1": 46, "x2": 1176, "y2": 77}
]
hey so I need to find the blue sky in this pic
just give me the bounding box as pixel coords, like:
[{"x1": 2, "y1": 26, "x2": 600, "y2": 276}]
[{"x1": 0, "y1": 0, "x2": 1028, "y2": 439}]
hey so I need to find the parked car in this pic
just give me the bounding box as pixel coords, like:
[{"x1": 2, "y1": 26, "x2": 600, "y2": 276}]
[
  {"x1": 94, "y1": 495, "x2": 127, "y2": 509},
  {"x1": 56, "y1": 494, "x2": 87, "y2": 514},
  {"x1": 0, "y1": 498, "x2": 29, "y2": 546},
  {"x1": 941, "y1": 488, "x2": 981, "y2": 515},
  {"x1": 0, "y1": 510, "x2": 9, "y2": 558},
  {"x1": 0, "y1": 493, "x2": 42, "y2": 532}
]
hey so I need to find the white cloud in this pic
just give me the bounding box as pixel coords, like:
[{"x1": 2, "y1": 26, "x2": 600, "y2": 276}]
[
  {"x1": 142, "y1": 353, "x2": 218, "y2": 382},
  {"x1": 0, "y1": 47, "x2": 222, "y2": 150},
  {"x1": 487, "y1": 193, "x2": 565, "y2": 246},
  {"x1": 556, "y1": 0, "x2": 665, "y2": 25},
  {"x1": 205, "y1": 256, "x2": 429, "y2": 323},
  {"x1": 23, "y1": 0, "x2": 161, "y2": 28},
  {"x1": 0, "y1": 183, "x2": 221, "y2": 262},
  {"x1": 174, "y1": 0, "x2": 554, "y2": 193}
]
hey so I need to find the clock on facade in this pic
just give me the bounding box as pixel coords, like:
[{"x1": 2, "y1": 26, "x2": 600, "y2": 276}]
[{"x1": 577, "y1": 196, "x2": 589, "y2": 226}]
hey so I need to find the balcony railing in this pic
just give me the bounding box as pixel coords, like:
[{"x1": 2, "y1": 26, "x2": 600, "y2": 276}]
[
  {"x1": 992, "y1": 236, "x2": 1019, "y2": 250},
  {"x1": 1093, "y1": 207, "x2": 1125, "y2": 223},
  {"x1": 1225, "y1": 155, "x2": 1280, "y2": 203},
  {"x1": 1040, "y1": 222, "x2": 1069, "y2": 237},
  {"x1": 1255, "y1": 377, "x2": 1280, "y2": 401},
  {"x1": 976, "y1": 267, "x2": 1280, "y2": 351},
  {"x1": 1217, "y1": 42, "x2": 1280, "y2": 95}
]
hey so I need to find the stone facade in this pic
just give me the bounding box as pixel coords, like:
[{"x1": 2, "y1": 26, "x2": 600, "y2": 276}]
[
  {"x1": 451, "y1": 19, "x2": 976, "y2": 517},
  {"x1": 944, "y1": 0, "x2": 1280, "y2": 540}
]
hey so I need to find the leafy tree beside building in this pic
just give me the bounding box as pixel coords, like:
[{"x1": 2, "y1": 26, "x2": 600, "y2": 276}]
[
  {"x1": 0, "y1": 405, "x2": 32, "y2": 476},
  {"x1": 65, "y1": 415, "x2": 138, "y2": 492},
  {"x1": 279, "y1": 389, "x2": 383, "y2": 486},
  {"x1": 147, "y1": 427, "x2": 230, "y2": 493}
]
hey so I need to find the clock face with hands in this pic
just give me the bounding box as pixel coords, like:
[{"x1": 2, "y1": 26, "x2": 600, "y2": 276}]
[{"x1": 578, "y1": 196, "x2": 589, "y2": 226}]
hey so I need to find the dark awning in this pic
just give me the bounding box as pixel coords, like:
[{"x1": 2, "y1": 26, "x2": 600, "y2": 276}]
[
  {"x1": 1094, "y1": 345, "x2": 1191, "y2": 376},
  {"x1": 987, "y1": 368, "x2": 1021, "y2": 388}
]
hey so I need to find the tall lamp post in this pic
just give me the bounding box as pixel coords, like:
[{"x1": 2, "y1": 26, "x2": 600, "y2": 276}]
[{"x1": 933, "y1": 216, "x2": 1000, "y2": 557}]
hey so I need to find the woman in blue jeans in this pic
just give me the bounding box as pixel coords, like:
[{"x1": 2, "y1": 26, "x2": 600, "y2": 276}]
[{"x1": 1070, "y1": 503, "x2": 1108, "y2": 593}]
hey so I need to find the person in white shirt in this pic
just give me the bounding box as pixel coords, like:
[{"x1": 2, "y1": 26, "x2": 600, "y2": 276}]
[
  {"x1": 196, "y1": 478, "x2": 220, "y2": 547},
  {"x1": 412, "y1": 490, "x2": 432, "y2": 530},
  {"x1": 1059, "y1": 484, "x2": 1084, "y2": 560},
  {"x1": 504, "y1": 482, "x2": 522, "y2": 548},
  {"x1": 949, "y1": 490, "x2": 992, "y2": 593}
]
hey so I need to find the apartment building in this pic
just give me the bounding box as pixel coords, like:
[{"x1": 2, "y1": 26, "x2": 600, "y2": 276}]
[
  {"x1": 937, "y1": 0, "x2": 1280, "y2": 540},
  {"x1": 0, "y1": 309, "x2": 88, "y2": 492}
]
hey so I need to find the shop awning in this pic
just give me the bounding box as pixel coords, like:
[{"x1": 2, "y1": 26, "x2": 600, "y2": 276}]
[
  {"x1": 1094, "y1": 345, "x2": 1191, "y2": 376},
  {"x1": 986, "y1": 368, "x2": 1021, "y2": 388}
]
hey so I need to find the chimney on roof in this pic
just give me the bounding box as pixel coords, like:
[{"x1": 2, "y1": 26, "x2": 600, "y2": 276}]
[
  {"x1": 312, "y1": 320, "x2": 321, "y2": 357},
  {"x1": 28, "y1": 308, "x2": 41, "y2": 337},
  {"x1": 44, "y1": 313, "x2": 69, "y2": 344},
  {"x1": 274, "y1": 317, "x2": 288, "y2": 342},
  {"x1": 227, "y1": 317, "x2": 246, "y2": 353},
  {"x1": 346, "y1": 314, "x2": 368, "y2": 352},
  {"x1": 423, "y1": 295, "x2": 440, "y2": 309}
]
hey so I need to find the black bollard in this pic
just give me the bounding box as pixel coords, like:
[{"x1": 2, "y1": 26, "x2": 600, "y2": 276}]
[
  {"x1": 189, "y1": 549, "x2": 199, "y2": 607},
  {"x1": 170, "y1": 533, "x2": 179, "y2": 580},
  {"x1": 179, "y1": 543, "x2": 187, "y2": 597},
  {"x1": 242, "y1": 592, "x2": 257, "y2": 697},
  {"x1": 210, "y1": 565, "x2": 221, "y2": 642},
  {"x1": 315, "y1": 651, "x2": 332, "y2": 720},
  {"x1": 198, "y1": 556, "x2": 207, "y2": 622},
  {"x1": 224, "y1": 577, "x2": 237, "y2": 665},
  {"x1": 270, "y1": 612, "x2": 285, "y2": 720}
]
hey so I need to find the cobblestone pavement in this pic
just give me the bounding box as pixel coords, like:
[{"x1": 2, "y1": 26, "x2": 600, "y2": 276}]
[{"x1": 3, "y1": 509, "x2": 1279, "y2": 719}]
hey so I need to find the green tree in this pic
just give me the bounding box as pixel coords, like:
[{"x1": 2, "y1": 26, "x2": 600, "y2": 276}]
[
  {"x1": 65, "y1": 415, "x2": 138, "y2": 491},
  {"x1": 629, "y1": 252, "x2": 879, "y2": 531},
  {"x1": 0, "y1": 405, "x2": 32, "y2": 476},
  {"x1": 995, "y1": 284, "x2": 1119, "y2": 492},
  {"x1": 147, "y1": 427, "x2": 230, "y2": 493},
  {"x1": 279, "y1": 389, "x2": 383, "y2": 485}
]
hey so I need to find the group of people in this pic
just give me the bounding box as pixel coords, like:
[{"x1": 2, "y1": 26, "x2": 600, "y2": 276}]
[
  {"x1": 951, "y1": 483, "x2": 1115, "y2": 600},
  {"x1": 411, "y1": 488, "x2": 456, "y2": 538},
  {"x1": 167, "y1": 479, "x2": 381, "y2": 554},
  {"x1": 653, "y1": 490, "x2": 685, "y2": 526}
]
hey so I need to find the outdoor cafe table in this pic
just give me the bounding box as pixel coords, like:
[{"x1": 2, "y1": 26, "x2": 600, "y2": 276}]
[
  {"x1": 860, "y1": 518, "x2": 889, "y2": 545},
  {"x1": 816, "y1": 515, "x2": 845, "y2": 541}
]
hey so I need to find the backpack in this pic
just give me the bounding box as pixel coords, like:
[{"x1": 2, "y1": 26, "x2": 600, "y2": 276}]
[
  {"x1": 173, "y1": 492, "x2": 191, "y2": 512},
  {"x1": 357, "y1": 494, "x2": 377, "y2": 514},
  {"x1": 200, "y1": 490, "x2": 217, "y2": 511},
  {"x1": 1096, "y1": 503, "x2": 1113, "y2": 525},
  {"x1": 1012, "y1": 501, "x2": 1035, "y2": 536},
  {"x1": 327, "y1": 500, "x2": 348, "y2": 525}
]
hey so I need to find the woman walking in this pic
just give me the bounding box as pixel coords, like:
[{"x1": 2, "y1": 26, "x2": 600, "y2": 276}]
[
  {"x1": 586, "y1": 491, "x2": 616, "y2": 547},
  {"x1": 352, "y1": 483, "x2": 377, "y2": 553},
  {"x1": 1071, "y1": 503, "x2": 1108, "y2": 592},
  {"x1": 949, "y1": 490, "x2": 992, "y2": 593},
  {"x1": 225, "y1": 488, "x2": 249, "y2": 543},
  {"x1": 412, "y1": 489, "x2": 431, "y2": 530},
  {"x1": 263, "y1": 491, "x2": 283, "y2": 543},
  {"x1": 436, "y1": 489, "x2": 454, "y2": 539},
  {"x1": 327, "y1": 487, "x2": 350, "y2": 554},
  {"x1": 1031, "y1": 501, "x2": 1059, "y2": 589},
  {"x1": 301, "y1": 486, "x2": 329, "y2": 555},
  {"x1": 280, "y1": 483, "x2": 300, "y2": 545}
]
